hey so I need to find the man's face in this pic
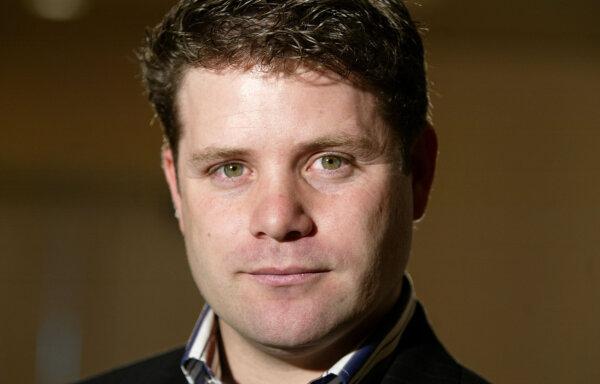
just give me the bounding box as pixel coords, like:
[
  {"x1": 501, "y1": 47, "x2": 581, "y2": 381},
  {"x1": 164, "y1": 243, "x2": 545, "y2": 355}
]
[{"x1": 163, "y1": 67, "x2": 423, "y2": 357}]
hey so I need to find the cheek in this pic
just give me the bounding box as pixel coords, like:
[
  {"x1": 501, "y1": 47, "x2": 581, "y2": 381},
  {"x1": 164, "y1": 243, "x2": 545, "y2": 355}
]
[
  {"x1": 315, "y1": 187, "x2": 385, "y2": 262},
  {"x1": 181, "y1": 195, "x2": 247, "y2": 304},
  {"x1": 323, "y1": 178, "x2": 412, "y2": 278},
  {"x1": 180, "y1": 189, "x2": 246, "y2": 273},
  {"x1": 182, "y1": 183, "x2": 245, "y2": 235}
]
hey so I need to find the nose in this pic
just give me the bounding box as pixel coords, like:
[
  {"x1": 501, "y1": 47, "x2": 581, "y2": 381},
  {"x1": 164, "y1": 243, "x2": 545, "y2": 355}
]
[{"x1": 249, "y1": 176, "x2": 315, "y2": 242}]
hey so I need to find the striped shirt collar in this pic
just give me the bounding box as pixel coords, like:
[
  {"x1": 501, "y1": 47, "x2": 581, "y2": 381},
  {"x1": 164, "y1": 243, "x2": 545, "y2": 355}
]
[{"x1": 181, "y1": 274, "x2": 416, "y2": 384}]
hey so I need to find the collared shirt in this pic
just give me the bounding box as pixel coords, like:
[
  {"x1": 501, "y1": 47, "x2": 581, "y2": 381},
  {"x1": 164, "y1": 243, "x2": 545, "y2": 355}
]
[{"x1": 181, "y1": 274, "x2": 417, "y2": 384}]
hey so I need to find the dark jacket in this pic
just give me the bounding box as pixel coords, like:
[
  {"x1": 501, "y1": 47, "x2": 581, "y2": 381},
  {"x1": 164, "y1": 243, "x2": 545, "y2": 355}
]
[{"x1": 78, "y1": 304, "x2": 488, "y2": 384}]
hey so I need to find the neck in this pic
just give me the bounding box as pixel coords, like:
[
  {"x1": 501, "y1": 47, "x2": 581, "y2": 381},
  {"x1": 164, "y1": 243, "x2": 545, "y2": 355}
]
[
  {"x1": 215, "y1": 306, "x2": 395, "y2": 384},
  {"x1": 213, "y1": 282, "x2": 405, "y2": 384},
  {"x1": 216, "y1": 319, "x2": 332, "y2": 384}
]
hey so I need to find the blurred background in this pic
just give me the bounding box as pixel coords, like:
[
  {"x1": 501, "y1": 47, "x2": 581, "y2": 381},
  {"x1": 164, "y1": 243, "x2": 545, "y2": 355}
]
[{"x1": 1, "y1": 0, "x2": 599, "y2": 383}]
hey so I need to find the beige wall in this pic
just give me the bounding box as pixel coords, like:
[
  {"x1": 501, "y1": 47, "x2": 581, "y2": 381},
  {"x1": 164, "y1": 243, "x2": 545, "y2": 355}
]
[{"x1": 2, "y1": 1, "x2": 599, "y2": 383}]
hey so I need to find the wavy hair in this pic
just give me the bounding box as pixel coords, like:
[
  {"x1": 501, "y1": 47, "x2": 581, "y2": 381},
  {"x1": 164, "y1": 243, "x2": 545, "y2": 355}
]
[{"x1": 138, "y1": 0, "x2": 428, "y2": 167}]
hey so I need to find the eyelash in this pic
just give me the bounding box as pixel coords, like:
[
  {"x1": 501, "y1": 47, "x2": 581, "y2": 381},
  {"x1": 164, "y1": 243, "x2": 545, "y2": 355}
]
[
  {"x1": 311, "y1": 153, "x2": 351, "y2": 171},
  {"x1": 205, "y1": 153, "x2": 354, "y2": 183},
  {"x1": 209, "y1": 162, "x2": 248, "y2": 177}
]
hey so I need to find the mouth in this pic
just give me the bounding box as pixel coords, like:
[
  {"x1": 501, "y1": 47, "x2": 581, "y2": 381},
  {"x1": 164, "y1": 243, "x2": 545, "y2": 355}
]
[{"x1": 246, "y1": 267, "x2": 330, "y2": 287}]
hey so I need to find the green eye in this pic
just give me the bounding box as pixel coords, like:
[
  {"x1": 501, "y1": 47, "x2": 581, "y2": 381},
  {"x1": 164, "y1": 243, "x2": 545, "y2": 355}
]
[
  {"x1": 321, "y1": 155, "x2": 343, "y2": 170},
  {"x1": 223, "y1": 163, "x2": 244, "y2": 178}
]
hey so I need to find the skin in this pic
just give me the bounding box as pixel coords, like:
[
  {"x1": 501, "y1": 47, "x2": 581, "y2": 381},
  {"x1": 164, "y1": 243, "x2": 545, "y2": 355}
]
[{"x1": 162, "y1": 67, "x2": 437, "y2": 384}]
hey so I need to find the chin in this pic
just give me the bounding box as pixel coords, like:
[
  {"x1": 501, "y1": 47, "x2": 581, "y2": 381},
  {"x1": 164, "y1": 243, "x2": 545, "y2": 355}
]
[
  {"x1": 243, "y1": 325, "x2": 343, "y2": 360},
  {"x1": 227, "y1": 296, "x2": 362, "y2": 356}
]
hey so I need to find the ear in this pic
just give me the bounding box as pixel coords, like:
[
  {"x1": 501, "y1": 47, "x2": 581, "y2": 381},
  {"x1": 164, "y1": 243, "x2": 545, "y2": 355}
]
[
  {"x1": 411, "y1": 123, "x2": 438, "y2": 221},
  {"x1": 161, "y1": 146, "x2": 185, "y2": 233}
]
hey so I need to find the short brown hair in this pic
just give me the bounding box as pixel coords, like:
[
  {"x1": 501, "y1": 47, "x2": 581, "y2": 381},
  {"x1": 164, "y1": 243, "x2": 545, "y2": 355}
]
[{"x1": 138, "y1": 0, "x2": 428, "y2": 167}]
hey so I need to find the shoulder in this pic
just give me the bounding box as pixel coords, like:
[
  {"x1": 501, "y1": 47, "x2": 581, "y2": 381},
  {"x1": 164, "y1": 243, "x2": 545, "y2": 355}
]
[
  {"x1": 76, "y1": 347, "x2": 188, "y2": 384},
  {"x1": 365, "y1": 303, "x2": 490, "y2": 384},
  {"x1": 377, "y1": 343, "x2": 489, "y2": 384}
]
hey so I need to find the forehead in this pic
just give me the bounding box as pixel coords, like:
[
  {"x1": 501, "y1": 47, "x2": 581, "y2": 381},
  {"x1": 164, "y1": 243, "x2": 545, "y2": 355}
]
[{"x1": 176, "y1": 67, "x2": 392, "y2": 150}]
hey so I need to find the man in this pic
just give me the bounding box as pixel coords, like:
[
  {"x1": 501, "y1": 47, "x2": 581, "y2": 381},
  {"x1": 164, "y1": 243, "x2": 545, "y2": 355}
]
[{"x1": 81, "y1": 1, "x2": 488, "y2": 383}]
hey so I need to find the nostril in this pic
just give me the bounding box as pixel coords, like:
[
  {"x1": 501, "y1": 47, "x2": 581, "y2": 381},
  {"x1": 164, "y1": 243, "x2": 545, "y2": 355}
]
[
  {"x1": 283, "y1": 231, "x2": 303, "y2": 241},
  {"x1": 249, "y1": 191, "x2": 316, "y2": 241},
  {"x1": 281, "y1": 223, "x2": 317, "y2": 242}
]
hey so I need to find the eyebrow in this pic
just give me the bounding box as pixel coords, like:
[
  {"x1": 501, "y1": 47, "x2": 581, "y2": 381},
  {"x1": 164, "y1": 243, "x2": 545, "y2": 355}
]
[
  {"x1": 187, "y1": 148, "x2": 249, "y2": 170},
  {"x1": 186, "y1": 133, "x2": 386, "y2": 168},
  {"x1": 300, "y1": 134, "x2": 383, "y2": 158}
]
